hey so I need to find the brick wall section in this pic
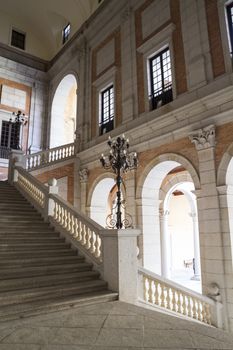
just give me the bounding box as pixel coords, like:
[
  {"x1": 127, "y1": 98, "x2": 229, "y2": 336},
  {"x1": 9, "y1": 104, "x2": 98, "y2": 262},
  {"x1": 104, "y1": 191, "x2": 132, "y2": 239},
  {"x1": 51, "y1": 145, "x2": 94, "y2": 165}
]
[
  {"x1": 216, "y1": 122, "x2": 233, "y2": 169},
  {"x1": 136, "y1": 136, "x2": 198, "y2": 183},
  {"x1": 134, "y1": 0, "x2": 171, "y2": 48},
  {"x1": 134, "y1": 0, "x2": 187, "y2": 114},
  {"x1": 36, "y1": 163, "x2": 74, "y2": 204},
  {"x1": 170, "y1": 0, "x2": 187, "y2": 95},
  {"x1": 91, "y1": 28, "x2": 122, "y2": 137},
  {"x1": 88, "y1": 137, "x2": 198, "y2": 195},
  {"x1": 205, "y1": 0, "x2": 226, "y2": 78}
]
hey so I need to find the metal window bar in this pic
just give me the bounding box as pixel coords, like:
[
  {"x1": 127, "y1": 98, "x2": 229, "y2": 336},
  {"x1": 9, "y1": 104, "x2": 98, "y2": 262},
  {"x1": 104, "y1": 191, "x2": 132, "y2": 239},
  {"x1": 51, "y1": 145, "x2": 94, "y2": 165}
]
[
  {"x1": 63, "y1": 24, "x2": 71, "y2": 44},
  {"x1": 149, "y1": 48, "x2": 173, "y2": 110},
  {"x1": 99, "y1": 85, "x2": 114, "y2": 135},
  {"x1": 227, "y1": 3, "x2": 233, "y2": 55}
]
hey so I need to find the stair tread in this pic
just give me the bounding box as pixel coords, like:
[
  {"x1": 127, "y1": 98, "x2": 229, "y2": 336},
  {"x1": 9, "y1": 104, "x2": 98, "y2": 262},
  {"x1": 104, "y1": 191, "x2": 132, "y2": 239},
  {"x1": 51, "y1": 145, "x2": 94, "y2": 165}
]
[
  {"x1": 0, "y1": 279, "x2": 107, "y2": 301},
  {"x1": 0, "y1": 262, "x2": 91, "y2": 277},
  {"x1": 0, "y1": 291, "x2": 118, "y2": 321},
  {"x1": 0, "y1": 271, "x2": 100, "y2": 291}
]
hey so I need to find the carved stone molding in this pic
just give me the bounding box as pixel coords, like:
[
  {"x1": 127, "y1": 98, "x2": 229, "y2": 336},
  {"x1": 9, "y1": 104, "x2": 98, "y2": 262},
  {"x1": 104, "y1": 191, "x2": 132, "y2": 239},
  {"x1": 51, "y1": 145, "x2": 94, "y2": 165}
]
[
  {"x1": 189, "y1": 125, "x2": 216, "y2": 150},
  {"x1": 121, "y1": 4, "x2": 131, "y2": 23},
  {"x1": 159, "y1": 209, "x2": 170, "y2": 218},
  {"x1": 79, "y1": 168, "x2": 88, "y2": 183}
]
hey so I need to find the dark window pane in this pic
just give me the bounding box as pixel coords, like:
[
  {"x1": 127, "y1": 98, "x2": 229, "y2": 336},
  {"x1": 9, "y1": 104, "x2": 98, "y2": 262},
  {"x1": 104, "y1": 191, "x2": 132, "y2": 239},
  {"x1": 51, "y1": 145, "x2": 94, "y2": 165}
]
[{"x1": 11, "y1": 30, "x2": 25, "y2": 50}]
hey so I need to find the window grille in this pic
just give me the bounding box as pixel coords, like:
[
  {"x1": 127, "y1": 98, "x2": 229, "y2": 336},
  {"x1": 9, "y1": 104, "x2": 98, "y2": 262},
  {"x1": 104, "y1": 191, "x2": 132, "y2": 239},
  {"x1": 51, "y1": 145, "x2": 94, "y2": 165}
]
[
  {"x1": 62, "y1": 24, "x2": 71, "y2": 44},
  {"x1": 227, "y1": 3, "x2": 233, "y2": 54},
  {"x1": 149, "y1": 48, "x2": 173, "y2": 110},
  {"x1": 11, "y1": 29, "x2": 25, "y2": 50},
  {"x1": 99, "y1": 85, "x2": 114, "y2": 135}
]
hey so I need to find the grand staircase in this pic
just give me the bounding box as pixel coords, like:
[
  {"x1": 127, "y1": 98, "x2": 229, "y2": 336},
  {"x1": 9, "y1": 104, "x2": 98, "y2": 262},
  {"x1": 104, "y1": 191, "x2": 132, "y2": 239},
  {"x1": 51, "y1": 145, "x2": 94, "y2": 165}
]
[{"x1": 0, "y1": 181, "x2": 117, "y2": 320}]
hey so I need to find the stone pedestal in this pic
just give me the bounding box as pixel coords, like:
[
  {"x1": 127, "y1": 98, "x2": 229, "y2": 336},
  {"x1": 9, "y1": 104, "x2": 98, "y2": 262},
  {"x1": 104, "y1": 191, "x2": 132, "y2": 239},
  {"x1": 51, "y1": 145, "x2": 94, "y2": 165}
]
[
  {"x1": 101, "y1": 229, "x2": 140, "y2": 303},
  {"x1": 8, "y1": 150, "x2": 26, "y2": 184}
]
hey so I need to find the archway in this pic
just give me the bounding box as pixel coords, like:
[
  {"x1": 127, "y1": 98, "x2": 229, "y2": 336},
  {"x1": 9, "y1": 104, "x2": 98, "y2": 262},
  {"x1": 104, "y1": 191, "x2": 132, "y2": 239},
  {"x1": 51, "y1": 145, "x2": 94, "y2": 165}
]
[
  {"x1": 50, "y1": 74, "x2": 77, "y2": 148},
  {"x1": 162, "y1": 182, "x2": 201, "y2": 292},
  {"x1": 90, "y1": 177, "x2": 115, "y2": 227},
  {"x1": 138, "y1": 154, "x2": 201, "y2": 291}
]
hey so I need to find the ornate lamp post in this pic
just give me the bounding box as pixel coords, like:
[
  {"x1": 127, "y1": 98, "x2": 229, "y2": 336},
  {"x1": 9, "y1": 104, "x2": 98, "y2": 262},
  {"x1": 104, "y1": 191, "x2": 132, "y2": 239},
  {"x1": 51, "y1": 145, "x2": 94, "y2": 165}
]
[
  {"x1": 9, "y1": 110, "x2": 27, "y2": 150},
  {"x1": 100, "y1": 135, "x2": 138, "y2": 229}
]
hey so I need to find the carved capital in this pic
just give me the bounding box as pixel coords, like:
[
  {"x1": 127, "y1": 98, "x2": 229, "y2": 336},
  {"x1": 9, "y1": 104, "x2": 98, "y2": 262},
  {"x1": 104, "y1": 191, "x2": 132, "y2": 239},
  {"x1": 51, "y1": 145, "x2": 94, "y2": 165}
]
[
  {"x1": 79, "y1": 168, "x2": 88, "y2": 183},
  {"x1": 189, "y1": 125, "x2": 216, "y2": 150}
]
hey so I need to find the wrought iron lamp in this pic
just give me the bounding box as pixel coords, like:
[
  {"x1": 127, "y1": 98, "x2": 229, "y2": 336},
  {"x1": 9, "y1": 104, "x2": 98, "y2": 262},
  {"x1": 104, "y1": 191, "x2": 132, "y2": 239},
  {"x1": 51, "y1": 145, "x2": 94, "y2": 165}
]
[
  {"x1": 9, "y1": 110, "x2": 27, "y2": 150},
  {"x1": 100, "y1": 134, "x2": 138, "y2": 229}
]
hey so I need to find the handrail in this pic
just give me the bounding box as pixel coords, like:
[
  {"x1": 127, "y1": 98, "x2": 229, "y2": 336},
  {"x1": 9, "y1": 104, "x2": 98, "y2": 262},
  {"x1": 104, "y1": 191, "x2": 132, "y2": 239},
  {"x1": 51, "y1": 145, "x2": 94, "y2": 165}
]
[
  {"x1": 13, "y1": 165, "x2": 103, "y2": 265},
  {"x1": 14, "y1": 166, "x2": 49, "y2": 214},
  {"x1": 50, "y1": 194, "x2": 103, "y2": 264},
  {"x1": 26, "y1": 142, "x2": 75, "y2": 171},
  {"x1": 138, "y1": 267, "x2": 221, "y2": 327}
]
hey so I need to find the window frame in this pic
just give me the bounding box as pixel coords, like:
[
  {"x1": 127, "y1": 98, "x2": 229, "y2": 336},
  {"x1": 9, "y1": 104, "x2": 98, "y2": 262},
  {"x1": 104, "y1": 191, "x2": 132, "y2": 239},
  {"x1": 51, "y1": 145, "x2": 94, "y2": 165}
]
[
  {"x1": 227, "y1": 2, "x2": 233, "y2": 54},
  {"x1": 10, "y1": 28, "x2": 26, "y2": 51},
  {"x1": 148, "y1": 47, "x2": 173, "y2": 110},
  {"x1": 99, "y1": 84, "x2": 114, "y2": 135}
]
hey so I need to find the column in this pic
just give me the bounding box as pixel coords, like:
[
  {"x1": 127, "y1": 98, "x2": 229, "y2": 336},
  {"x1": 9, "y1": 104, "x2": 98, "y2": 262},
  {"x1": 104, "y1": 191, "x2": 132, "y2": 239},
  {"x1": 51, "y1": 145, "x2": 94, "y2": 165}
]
[
  {"x1": 160, "y1": 209, "x2": 171, "y2": 279},
  {"x1": 79, "y1": 168, "x2": 88, "y2": 215},
  {"x1": 189, "y1": 212, "x2": 201, "y2": 280}
]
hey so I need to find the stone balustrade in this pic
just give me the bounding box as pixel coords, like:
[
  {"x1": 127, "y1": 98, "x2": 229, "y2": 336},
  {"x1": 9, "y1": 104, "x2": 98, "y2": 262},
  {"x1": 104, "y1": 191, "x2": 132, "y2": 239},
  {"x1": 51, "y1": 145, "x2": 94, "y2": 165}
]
[
  {"x1": 26, "y1": 142, "x2": 75, "y2": 171},
  {"x1": 138, "y1": 267, "x2": 223, "y2": 328},
  {"x1": 51, "y1": 194, "x2": 103, "y2": 264}
]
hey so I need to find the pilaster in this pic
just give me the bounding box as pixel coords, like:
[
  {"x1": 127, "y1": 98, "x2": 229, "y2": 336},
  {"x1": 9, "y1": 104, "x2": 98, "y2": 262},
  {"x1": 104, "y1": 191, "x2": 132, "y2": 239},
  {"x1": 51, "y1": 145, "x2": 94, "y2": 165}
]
[{"x1": 189, "y1": 125, "x2": 228, "y2": 329}]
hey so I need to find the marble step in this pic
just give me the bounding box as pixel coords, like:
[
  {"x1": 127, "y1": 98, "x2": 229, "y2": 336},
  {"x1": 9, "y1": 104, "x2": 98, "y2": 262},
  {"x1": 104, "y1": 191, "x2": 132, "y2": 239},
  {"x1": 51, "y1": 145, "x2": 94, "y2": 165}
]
[
  {"x1": 0, "y1": 248, "x2": 77, "y2": 259},
  {"x1": 0, "y1": 291, "x2": 118, "y2": 321},
  {"x1": 0, "y1": 270, "x2": 100, "y2": 291},
  {"x1": 0, "y1": 262, "x2": 92, "y2": 279},
  {"x1": 0, "y1": 236, "x2": 63, "y2": 243},
  {"x1": 0, "y1": 242, "x2": 70, "y2": 251},
  {"x1": 0, "y1": 254, "x2": 82, "y2": 267},
  {"x1": 0, "y1": 279, "x2": 108, "y2": 306}
]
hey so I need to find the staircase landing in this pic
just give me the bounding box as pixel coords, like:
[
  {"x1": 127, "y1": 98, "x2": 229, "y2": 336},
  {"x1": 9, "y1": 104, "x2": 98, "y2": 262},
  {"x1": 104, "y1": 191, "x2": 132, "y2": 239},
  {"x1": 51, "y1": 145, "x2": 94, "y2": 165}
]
[{"x1": 0, "y1": 301, "x2": 233, "y2": 349}]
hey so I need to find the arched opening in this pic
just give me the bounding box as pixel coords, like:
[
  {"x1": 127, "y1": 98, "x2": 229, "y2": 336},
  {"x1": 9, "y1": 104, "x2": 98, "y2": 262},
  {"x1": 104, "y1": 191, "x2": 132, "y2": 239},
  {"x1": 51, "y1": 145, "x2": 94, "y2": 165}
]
[
  {"x1": 90, "y1": 177, "x2": 126, "y2": 228},
  {"x1": 50, "y1": 74, "x2": 77, "y2": 148},
  {"x1": 140, "y1": 157, "x2": 201, "y2": 292},
  {"x1": 90, "y1": 178, "x2": 115, "y2": 227}
]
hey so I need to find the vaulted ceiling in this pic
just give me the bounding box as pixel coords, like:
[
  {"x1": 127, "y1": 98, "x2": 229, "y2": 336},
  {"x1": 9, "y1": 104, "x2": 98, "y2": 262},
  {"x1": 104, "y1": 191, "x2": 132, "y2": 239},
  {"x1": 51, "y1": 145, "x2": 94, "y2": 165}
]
[{"x1": 0, "y1": 0, "x2": 103, "y2": 60}]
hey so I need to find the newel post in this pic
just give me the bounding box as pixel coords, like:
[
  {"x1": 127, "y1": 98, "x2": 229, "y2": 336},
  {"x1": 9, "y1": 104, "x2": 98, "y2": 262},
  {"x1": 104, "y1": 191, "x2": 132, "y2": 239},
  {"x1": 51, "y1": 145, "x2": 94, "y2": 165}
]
[
  {"x1": 8, "y1": 150, "x2": 26, "y2": 184},
  {"x1": 101, "y1": 228, "x2": 140, "y2": 303},
  {"x1": 44, "y1": 178, "x2": 58, "y2": 221}
]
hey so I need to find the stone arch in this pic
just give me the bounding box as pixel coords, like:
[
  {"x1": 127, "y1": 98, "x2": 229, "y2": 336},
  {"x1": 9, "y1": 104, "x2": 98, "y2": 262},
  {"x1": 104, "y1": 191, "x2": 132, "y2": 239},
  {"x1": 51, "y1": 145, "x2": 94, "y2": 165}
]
[
  {"x1": 50, "y1": 73, "x2": 78, "y2": 148},
  {"x1": 217, "y1": 142, "x2": 233, "y2": 186},
  {"x1": 136, "y1": 153, "x2": 200, "y2": 275},
  {"x1": 87, "y1": 172, "x2": 126, "y2": 227},
  {"x1": 136, "y1": 153, "x2": 200, "y2": 200},
  {"x1": 159, "y1": 171, "x2": 193, "y2": 203}
]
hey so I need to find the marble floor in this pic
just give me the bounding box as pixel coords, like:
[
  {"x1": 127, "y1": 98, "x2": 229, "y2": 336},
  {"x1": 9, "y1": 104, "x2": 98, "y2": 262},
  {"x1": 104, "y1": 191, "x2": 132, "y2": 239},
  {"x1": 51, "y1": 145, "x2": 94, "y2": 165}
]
[{"x1": 0, "y1": 300, "x2": 233, "y2": 350}]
